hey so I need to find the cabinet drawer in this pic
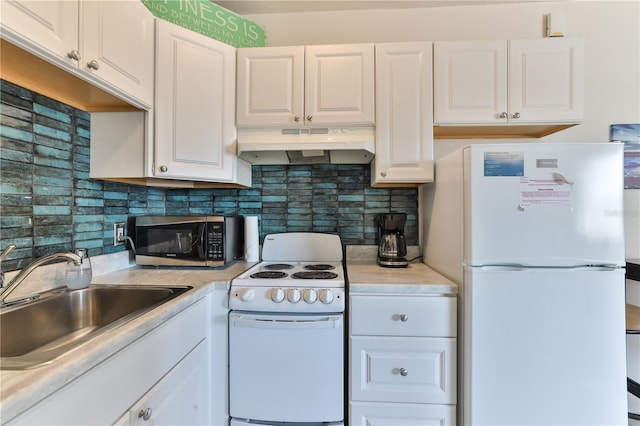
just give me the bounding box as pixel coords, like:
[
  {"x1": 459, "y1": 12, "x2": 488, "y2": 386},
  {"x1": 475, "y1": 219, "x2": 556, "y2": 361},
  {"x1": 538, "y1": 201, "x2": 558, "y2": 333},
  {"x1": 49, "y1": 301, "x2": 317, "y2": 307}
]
[
  {"x1": 350, "y1": 336, "x2": 456, "y2": 404},
  {"x1": 350, "y1": 295, "x2": 456, "y2": 337},
  {"x1": 350, "y1": 401, "x2": 455, "y2": 426}
]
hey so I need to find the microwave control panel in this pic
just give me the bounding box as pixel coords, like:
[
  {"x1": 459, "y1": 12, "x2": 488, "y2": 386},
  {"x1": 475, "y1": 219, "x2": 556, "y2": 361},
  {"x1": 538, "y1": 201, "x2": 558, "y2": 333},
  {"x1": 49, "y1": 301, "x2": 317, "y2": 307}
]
[{"x1": 207, "y1": 222, "x2": 224, "y2": 260}]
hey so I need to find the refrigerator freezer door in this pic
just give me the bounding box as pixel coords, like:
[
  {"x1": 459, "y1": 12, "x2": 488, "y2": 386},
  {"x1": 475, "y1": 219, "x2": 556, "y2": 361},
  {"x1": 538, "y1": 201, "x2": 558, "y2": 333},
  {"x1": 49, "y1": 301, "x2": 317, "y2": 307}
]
[
  {"x1": 462, "y1": 266, "x2": 627, "y2": 425},
  {"x1": 464, "y1": 143, "x2": 625, "y2": 267}
]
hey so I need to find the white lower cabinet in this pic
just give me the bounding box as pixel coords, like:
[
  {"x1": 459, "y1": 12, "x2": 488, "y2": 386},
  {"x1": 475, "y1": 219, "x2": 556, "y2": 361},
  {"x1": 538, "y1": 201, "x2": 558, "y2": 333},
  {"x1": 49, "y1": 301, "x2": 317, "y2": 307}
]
[
  {"x1": 349, "y1": 295, "x2": 457, "y2": 425},
  {"x1": 7, "y1": 298, "x2": 210, "y2": 425},
  {"x1": 350, "y1": 401, "x2": 456, "y2": 425},
  {"x1": 125, "y1": 341, "x2": 208, "y2": 426}
]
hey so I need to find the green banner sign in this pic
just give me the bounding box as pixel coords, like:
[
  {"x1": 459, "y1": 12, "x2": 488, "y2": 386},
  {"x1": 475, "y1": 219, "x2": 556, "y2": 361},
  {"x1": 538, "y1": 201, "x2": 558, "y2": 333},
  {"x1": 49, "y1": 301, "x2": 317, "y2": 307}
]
[{"x1": 141, "y1": 0, "x2": 265, "y2": 47}]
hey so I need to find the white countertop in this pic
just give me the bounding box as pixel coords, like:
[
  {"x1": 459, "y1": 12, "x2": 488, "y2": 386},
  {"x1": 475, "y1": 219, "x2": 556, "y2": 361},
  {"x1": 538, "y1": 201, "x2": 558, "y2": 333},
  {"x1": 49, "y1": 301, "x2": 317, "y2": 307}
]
[
  {"x1": 347, "y1": 260, "x2": 458, "y2": 295},
  {"x1": 1, "y1": 251, "x2": 457, "y2": 421},
  {"x1": 0, "y1": 262, "x2": 253, "y2": 423}
]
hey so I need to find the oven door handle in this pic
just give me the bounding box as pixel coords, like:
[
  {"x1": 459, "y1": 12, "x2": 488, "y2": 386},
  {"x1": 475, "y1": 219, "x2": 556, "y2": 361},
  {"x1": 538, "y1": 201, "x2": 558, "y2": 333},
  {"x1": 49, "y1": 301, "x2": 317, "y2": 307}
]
[{"x1": 230, "y1": 314, "x2": 342, "y2": 330}]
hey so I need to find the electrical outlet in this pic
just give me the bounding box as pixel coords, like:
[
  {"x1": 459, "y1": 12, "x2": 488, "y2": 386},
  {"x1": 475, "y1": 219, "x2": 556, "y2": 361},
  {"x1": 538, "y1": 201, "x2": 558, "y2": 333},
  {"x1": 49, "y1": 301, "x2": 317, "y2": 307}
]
[{"x1": 114, "y1": 223, "x2": 126, "y2": 246}]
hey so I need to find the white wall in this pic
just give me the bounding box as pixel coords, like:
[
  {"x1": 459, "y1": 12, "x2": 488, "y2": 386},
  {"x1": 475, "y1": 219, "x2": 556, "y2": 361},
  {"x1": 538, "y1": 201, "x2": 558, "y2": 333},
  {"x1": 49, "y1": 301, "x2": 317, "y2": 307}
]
[{"x1": 245, "y1": 0, "x2": 640, "y2": 258}]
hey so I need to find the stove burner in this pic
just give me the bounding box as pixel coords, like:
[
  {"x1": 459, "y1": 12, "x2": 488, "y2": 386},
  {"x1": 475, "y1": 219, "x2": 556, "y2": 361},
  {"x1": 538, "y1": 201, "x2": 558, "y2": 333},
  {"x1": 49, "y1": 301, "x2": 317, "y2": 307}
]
[
  {"x1": 304, "y1": 264, "x2": 336, "y2": 271},
  {"x1": 263, "y1": 263, "x2": 294, "y2": 270},
  {"x1": 251, "y1": 271, "x2": 288, "y2": 279},
  {"x1": 291, "y1": 271, "x2": 339, "y2": 280}
]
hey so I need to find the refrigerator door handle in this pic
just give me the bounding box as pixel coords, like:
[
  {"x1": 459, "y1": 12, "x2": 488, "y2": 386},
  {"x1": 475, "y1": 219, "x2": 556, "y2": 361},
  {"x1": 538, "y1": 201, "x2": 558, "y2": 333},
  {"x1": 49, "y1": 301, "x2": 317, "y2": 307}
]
[{"x1": 552, "y1": 172, "x2": 574, "y2": 184}]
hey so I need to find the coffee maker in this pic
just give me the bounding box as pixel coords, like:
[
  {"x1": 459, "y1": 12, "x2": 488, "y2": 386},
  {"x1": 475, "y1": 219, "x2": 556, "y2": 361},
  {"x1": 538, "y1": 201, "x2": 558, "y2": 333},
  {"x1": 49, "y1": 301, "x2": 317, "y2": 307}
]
[{"x1": 377, "y1": 213, "x2": 408, "y2": 268}]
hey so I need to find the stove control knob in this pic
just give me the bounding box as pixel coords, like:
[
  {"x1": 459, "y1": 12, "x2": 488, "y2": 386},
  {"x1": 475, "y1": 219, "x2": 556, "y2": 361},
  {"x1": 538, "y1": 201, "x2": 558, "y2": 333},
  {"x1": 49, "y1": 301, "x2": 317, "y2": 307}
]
[
  {"x1": 271, "y1": 288, "x2": 285, "y2": 303},
  {"x1": 237, "y1": 288, "x2": 255, "y2": 303},
  {"x1": 303, "y1": 289, "x2": 317, "y2": 304},
  {"x1": 286, "y1": 288, "x2": 301, "y2": 303},
  {"x1": 318, "y1": 289, "x2": 334, "y2": 304}
]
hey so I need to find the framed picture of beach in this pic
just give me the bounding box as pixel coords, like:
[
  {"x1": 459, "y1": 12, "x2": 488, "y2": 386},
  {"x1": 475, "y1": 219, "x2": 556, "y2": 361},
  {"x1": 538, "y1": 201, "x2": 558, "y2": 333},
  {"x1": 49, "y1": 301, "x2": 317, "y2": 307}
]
[{"x1": 611, "y1": 123, "x2": 640, "y2": 189}]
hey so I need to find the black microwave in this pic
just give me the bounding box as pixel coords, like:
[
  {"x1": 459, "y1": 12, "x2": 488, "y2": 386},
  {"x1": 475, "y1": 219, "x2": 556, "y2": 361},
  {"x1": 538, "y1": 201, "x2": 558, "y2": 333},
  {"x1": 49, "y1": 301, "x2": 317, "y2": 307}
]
[{"x1": 134, "y1": 216, "x2": 244, "y2": 267}]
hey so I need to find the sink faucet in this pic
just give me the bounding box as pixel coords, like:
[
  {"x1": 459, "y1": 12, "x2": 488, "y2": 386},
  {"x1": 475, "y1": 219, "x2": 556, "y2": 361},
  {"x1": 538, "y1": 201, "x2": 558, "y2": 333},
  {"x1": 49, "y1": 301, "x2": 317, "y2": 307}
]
[
  {"x1": 0, "y1": 244, "x2": 16, "y2": 288},
  {"x1": 0, "y1": 250, "x2": 82, "y2": 307}
]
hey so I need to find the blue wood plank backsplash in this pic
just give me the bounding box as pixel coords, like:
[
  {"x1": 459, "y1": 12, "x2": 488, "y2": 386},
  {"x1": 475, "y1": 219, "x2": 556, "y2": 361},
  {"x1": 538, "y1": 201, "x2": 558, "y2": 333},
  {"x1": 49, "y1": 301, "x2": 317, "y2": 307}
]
[{"x1": 0, "y1": 80, "x2": 418, "y2": 270}]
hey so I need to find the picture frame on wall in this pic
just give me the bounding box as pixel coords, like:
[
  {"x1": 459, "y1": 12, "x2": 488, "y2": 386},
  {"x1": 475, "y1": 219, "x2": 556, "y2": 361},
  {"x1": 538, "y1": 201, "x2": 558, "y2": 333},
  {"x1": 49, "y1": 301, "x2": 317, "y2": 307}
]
[{"x1": 610, "y1": 123, "x2": 640, "y2": 189}]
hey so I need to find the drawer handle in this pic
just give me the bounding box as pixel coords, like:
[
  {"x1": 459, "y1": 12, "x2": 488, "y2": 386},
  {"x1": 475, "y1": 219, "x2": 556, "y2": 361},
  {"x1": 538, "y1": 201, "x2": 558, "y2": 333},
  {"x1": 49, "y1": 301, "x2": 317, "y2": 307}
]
[
  {"x1": 400, "y1": 368, "x2": 408, "y2": 376},
  {"x1": 399, "y1": 314, "x2": 408, "y2": 322},
  {"x1": 138, "y1": 407, "x2": 152, "y2": 421}
]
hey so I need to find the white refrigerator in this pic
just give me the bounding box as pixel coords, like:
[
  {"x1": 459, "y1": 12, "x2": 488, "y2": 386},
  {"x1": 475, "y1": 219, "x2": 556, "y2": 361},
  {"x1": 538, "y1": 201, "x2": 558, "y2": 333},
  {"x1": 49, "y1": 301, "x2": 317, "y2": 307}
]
[{"x1": 422, "y1": 143, "x2": 628, "y2": 425}]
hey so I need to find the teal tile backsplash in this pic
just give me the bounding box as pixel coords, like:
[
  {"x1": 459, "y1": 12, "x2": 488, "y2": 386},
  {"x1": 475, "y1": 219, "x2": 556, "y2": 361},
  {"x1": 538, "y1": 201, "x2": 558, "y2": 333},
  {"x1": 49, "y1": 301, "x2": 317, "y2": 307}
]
[{"x1": 0, "y1": 80, "x2": 418, "y2": 271}]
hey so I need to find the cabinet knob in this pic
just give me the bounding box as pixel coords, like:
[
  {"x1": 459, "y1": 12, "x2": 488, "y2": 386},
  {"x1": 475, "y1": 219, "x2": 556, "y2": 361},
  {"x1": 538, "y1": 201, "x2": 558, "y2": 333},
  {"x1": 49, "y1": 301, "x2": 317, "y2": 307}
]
[
  {"x1": 512, "y1": 112, "x2": 521, "y2": 119},
  {"x1": 499, "y1": 112, "x2": 508, "y2": 119},
  {"x1": 380, "y1": 171, "x2": 387, "y2": 178},
  {"x1": 87, "y1": 60, "x2": 100, "y2": 70},
  {"x1": 399, "y1": 314, "x2": 408, "y2": 322},
  {"x1": 306, "y1": 115, "x2": 313, "y2": 122},
  {"x1": 67, "y1": 50, "x2": 81, "y2": 61},
  {"x1": 159, "y1": 165, "x2": 168, "y2": 173},
  {"x1": 294, "y1": 116, "x2": 301, "y2": 122},
  {"x1": 400, "y1": 368, "x2": 408, "y2": 376},
  {"x1": 138, "y1": 407, "x2": 152, "y2": 421}
]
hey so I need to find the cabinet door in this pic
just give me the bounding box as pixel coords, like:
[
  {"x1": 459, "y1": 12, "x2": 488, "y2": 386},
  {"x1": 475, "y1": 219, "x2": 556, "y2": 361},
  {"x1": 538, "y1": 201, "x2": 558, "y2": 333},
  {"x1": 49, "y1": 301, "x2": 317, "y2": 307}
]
[
  {"x1": 236, "y1": 46, "x2": 305, "y2": 127},
  {"x1": 305, "y1": 44, "x2": 375, "y2": 126},
  {"x1": 350, "y1": 401, "x2": 456, "y2": 426},
  {"x1": 129, "y1": 341, "x2": 209, "y2": 426},
  {"x1": 155, "y1": 19, "x2": 237, "y2": 181},
  {"x1": 373, "y1": 42, "x2": 434, "y2": 186},
  {"x1": 433, "y1": 40, "x2": 508, "y2": 124},
  {"x1": 351, "y1": 336, "x2": 456, "y2": 404},
  {"x1": 0, "y1": 0, "x2": 78, "y2": 64},
  {"x1": 509, "y1": 38, "x2": 584, "y2": 123},
  {"x1": 81, "y1": 0, "x2": 154, "y2": 107}
]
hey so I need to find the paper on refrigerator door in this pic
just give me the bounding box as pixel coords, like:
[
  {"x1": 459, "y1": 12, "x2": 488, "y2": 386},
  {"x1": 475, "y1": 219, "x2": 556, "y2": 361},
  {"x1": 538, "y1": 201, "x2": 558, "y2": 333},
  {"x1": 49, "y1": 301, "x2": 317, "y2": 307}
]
[
  {"x1": 244, "y1": 216, "x2": 259, "y2": 261},
  {"x1": 519, "y1": 175, "x2": 573, "y2": 209}
]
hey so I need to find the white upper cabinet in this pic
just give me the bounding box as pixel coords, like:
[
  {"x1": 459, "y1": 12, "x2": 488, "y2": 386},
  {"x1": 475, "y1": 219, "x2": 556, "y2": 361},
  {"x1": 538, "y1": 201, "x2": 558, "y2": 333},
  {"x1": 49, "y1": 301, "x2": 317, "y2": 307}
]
[
  {"x1": 434, "y1": 38, "x2": 584, "y2": 134},
  {"x1": 0, "y1": 0, "x2": 79, "y2": 60},
  {"x1": 80, "y1": 1, "x2": 154, "y2": 107},
  {"x1": 0, "y1": 0, "x2": 154, "y2": 109},
  {"x1": 236, "y1": 46, "x2": 305, "y2": 127},
  {"x1": 237, "y1": 44, "x2": 375, "y2": 127},
  {"x1": 155, "y1": 19, "x2": 249, "y2": 184},
  {"x1": 372, "y1": 42, "x2": 434, "y2": 187},
  {"x1": 508, "y1": 38, "x2": 584, "y2": 123}
]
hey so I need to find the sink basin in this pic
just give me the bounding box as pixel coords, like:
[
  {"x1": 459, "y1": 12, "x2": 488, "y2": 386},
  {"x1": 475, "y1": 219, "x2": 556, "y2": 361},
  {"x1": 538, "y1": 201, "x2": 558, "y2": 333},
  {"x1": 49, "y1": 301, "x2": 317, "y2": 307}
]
[{"x1": 0, "y1": 285, "x2": 192, "y2": 370}]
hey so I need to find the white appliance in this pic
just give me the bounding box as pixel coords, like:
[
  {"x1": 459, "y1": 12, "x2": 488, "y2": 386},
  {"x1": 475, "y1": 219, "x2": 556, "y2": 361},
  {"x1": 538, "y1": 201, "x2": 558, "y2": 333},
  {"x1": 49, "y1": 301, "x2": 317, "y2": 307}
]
[
  {"x1": 229, "y1": 232, "x2": 345, "y2": 426},
  {"x1": 237, "y1": 126, "x2": 375, "y2": 164},
  {"x1": 423, "y1": 143, "x2": 628, "y2": 425}
]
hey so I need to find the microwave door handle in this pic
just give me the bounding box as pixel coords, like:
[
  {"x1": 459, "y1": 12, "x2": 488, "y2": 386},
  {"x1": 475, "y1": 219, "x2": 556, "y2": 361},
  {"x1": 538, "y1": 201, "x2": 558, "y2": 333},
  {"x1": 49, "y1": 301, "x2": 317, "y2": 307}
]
[{"x1": 198, "y1": 223, "x2": 207, "y2": 259}]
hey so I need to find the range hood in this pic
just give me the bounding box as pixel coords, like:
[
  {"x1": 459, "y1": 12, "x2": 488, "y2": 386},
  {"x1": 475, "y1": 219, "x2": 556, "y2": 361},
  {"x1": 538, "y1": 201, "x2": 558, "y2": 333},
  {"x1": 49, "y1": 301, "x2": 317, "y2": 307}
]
[{"x1": 237, "y1": 127, "x2": 375, "y2": 165}]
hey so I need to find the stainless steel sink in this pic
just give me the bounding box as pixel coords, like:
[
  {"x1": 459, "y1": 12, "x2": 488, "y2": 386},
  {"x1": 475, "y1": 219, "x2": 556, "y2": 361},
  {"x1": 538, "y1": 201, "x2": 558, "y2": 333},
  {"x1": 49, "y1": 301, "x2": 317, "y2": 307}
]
[{"x1": 0, "y1": 285, "x2": 192, "y2": 370}]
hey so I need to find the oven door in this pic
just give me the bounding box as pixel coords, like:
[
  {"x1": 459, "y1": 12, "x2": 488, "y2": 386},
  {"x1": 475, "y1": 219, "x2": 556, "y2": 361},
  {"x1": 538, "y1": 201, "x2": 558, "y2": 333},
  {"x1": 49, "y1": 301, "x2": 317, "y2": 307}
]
[{"x1": 229, "y1": 312, "x2": 344, "y2": 423}]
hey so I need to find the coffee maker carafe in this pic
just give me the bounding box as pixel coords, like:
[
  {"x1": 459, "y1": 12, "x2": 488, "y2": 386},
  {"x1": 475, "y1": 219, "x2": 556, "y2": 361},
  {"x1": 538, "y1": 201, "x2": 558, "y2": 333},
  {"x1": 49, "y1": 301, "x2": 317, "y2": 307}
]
[{"x1": 377, "y1": 213, "x2": 408, "y2": 268}]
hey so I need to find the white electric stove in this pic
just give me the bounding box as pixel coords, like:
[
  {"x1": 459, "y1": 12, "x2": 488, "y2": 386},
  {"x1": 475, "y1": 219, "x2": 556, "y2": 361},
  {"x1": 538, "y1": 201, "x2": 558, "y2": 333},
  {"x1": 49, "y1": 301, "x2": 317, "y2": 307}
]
[{"x1": 228, "y1": 232, "x2": 345, "y2": 426}]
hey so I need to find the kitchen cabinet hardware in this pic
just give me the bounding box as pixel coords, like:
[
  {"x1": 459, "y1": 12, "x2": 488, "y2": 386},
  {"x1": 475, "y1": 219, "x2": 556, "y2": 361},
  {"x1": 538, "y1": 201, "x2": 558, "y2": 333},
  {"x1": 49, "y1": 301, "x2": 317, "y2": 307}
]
[
  {"x1": 294, "y1": 116, "x2": 301, "y2": 122},
  {"x1": 87, "y1": 59, "x2": 99, "y2": 70},
  {"x1": 399, "y1": 368, "x2": 409, "y2": 376},
  {"x1": 138, "y1": 407, "x2": 152, "y2": 421},
  {"x1": 306, "y1": 115, "x2": 313, "y2": 122},
  {"x1": 159, "y1": 165, "x2": 168, "y2": 173},
  {"x1": 512, "y1": 112, "x2": 521, "y2": 119},
  {"x1": 499, "y1": 112, "x2": 508, "y2": 119},
  {"x1": 67, "y1": 50, "x2": 81, "y2": 61},
  {"x1": 399, "y1": 314, "x2": 409, "y2": 322}
]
